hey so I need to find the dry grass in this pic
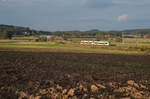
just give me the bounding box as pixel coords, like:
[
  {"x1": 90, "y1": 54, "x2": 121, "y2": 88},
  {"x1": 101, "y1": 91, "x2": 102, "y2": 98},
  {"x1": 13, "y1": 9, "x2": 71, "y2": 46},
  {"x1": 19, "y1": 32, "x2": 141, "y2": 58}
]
[{"x1": 124, "y1": 38, "x2": 150, "y2": 43}]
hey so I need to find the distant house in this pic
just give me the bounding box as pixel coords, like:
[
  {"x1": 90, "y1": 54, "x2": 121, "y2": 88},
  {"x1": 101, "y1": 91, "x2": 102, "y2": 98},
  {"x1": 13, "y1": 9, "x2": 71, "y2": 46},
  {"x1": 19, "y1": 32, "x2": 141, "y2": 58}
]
[
  {"x1": 40, "y1": 35, "x2": 52, "y2": 38},
  {"x1": 38, "y1": 35, "x2": 54, "y2": 41}
]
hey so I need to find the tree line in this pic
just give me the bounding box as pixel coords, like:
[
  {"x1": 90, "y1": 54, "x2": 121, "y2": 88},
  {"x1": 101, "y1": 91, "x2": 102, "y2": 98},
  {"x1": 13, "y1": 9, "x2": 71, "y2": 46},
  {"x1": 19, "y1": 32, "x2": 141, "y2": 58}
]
[{"x1": 0, "y1": 24, "x2": 150, "y2": 39}]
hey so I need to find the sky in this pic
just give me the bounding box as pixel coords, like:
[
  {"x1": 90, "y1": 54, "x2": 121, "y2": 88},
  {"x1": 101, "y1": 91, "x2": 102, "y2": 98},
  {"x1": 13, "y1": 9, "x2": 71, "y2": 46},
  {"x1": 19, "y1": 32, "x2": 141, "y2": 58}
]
[{"x1": 0, "y1": 0, "x2": 150, "y2": 31}]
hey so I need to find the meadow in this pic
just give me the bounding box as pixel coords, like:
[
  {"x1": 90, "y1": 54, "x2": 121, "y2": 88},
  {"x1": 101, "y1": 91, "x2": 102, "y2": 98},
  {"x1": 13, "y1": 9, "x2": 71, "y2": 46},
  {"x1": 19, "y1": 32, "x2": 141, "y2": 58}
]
[{"x1": 0, "y1": 39, "x2": 150, "y2": 55}]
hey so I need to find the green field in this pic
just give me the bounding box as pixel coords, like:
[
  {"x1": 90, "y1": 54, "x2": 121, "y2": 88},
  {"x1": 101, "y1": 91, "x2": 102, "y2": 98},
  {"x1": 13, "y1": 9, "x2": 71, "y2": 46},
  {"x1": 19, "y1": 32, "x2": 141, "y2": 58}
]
[
  {"x1": 1, "y1": 37, "x2": 150, "y2": 54},
  {"x1": 12, "y1": 36, "x2": 37, "y2": 40},
  {"x1": 112, "y1": 41, "x2": 150, "y2": 47},
  {"x1": 0, "y1": 43, "x2": 149, "y2": 54}
]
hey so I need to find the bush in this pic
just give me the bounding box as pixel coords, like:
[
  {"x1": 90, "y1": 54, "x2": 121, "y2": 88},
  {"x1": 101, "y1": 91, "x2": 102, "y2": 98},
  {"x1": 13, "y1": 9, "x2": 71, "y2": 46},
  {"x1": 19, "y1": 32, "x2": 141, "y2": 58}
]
[
  {"x1": 115, "y1": 38, "x2": 122, "y2": 42},
  {"x1": 35, "y1": 39, "x2": 39, "y2": 42},
  {"x1": 0, "y1": 31, "x2": 12, "y2": 39},
  {"x1": 110, "y1": 44, "x2": 116, "y2": 46},
  {"x1": 140, "y1": 48, "x2": 145, "y2": 51},
  {"x1": 49, "y1": 36, "x2": 55, "y2": 41},
  {"x1": 56, "y1": 41, "x2": 65, "y2": 44},
  {"x1": 38, "y1": 37, "x2": 47, "y2": 42}
]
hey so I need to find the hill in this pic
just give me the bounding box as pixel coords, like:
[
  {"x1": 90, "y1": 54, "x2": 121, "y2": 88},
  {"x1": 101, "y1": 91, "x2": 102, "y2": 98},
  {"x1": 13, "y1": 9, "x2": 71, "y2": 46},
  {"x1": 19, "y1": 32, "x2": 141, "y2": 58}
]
[
  {"x1": 0, "y1": 24, "x2": 150, "y2": 38},
  {"x1": 0, "y1": 24, "x2": 52, "y2": 36}
]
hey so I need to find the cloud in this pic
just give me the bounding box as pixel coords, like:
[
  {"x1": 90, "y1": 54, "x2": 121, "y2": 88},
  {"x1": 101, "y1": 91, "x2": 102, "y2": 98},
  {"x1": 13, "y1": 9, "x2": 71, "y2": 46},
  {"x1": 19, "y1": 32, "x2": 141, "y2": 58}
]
[
  {"x1": 0, "y1": 0, "x2": 150, "y2": 31},
  {"x1": 113, "y1": 0, "x2": 150, "y2": 6},
  {"x1": 117, "y1": 14, "x2": 128, "y2": 22},
  {"x1": 0, "y1": 0, "x2": 8, "y2": 2},
  {"x1": 84, "y1": 0, "x2": 114, "y2": 9}
]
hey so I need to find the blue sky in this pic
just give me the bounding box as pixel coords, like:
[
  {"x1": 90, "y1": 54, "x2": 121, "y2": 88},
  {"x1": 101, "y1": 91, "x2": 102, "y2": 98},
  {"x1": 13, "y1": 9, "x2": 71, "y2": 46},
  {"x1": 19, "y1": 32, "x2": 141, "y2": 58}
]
[{"x1": 0, "y1": 0, "x2": 150, "y2": 31}]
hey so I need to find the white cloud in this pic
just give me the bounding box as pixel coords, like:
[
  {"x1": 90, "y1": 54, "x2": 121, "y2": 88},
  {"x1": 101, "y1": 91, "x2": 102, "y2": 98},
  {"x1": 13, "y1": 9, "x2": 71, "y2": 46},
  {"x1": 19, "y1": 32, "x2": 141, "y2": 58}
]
[{"x1": 117, "y1": 14, "x2": 128, "y2": 22}]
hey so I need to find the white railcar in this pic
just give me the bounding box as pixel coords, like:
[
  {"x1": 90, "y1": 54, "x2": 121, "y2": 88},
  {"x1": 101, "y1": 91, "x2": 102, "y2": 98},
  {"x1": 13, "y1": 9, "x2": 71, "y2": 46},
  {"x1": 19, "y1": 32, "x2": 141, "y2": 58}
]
[{"x1": 80, "y1": 41, "x2": 111, "y2": 46}]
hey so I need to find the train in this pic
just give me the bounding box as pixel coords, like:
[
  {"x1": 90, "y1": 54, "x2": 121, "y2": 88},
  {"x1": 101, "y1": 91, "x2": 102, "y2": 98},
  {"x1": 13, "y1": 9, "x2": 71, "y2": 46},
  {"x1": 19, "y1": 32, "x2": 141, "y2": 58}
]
[{"x1": 80, "y1": 41, "x2": 111, "y2": 46}]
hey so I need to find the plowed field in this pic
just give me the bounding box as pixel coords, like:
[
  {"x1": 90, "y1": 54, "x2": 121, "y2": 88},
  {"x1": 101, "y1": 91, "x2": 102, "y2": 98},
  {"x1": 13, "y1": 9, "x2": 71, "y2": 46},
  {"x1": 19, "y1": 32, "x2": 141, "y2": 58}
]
[{"x1": 0, "y1": 48, "x2": 150, "y2": 99}]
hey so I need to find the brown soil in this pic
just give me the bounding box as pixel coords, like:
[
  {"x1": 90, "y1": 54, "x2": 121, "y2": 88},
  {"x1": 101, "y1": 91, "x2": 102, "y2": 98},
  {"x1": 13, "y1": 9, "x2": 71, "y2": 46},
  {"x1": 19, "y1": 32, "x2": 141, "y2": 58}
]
[{"x1": 0, "y1": 48, "x2": 150, "y2": 99}]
